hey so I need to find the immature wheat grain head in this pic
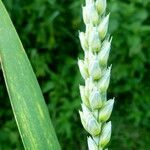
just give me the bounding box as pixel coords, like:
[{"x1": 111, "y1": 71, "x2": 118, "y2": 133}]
[{"x1": 78, "y1": 0, "x2": 114, "y2": 149}]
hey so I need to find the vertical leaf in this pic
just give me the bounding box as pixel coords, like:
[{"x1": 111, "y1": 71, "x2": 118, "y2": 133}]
[{"x1": 0, "y1": 1, "x2": 61, "y2": 150}]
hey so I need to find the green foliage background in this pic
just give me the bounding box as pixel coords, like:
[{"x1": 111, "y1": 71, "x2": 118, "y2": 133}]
[{"x1": 0, "y1": 0, "x2": 150, "y2": 149}]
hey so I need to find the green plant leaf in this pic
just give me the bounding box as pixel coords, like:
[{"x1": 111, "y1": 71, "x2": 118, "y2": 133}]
[{"x1": 0, "y1": 1, "x2": 61, "y2": 150}]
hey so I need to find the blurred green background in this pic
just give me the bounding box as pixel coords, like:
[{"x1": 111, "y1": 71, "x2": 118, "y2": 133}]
[{"x1": 0, "y1": 0, "x2": 150, "y2": 149}]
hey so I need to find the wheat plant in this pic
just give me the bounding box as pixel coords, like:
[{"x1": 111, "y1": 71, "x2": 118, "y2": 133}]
[{"x1": 78, "y1": 0, "x2": 114, "y2": 149}]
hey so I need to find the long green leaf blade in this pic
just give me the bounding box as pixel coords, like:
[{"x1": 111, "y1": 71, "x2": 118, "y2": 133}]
[{"x1": 0, "y1": 1, "x2": 61, "y2": 150}]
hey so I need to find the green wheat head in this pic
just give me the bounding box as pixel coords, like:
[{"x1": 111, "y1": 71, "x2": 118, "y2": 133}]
[{"x1": 78, "y1": 0, "x2": 114, "y2": 149}]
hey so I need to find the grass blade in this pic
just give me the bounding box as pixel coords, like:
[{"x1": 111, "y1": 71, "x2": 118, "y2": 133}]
[{"x1": 0, "y1": 1, "x2": 61, "y2": 150}]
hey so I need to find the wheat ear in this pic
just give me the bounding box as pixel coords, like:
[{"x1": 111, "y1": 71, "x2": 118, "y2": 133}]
[{"x1": 78, "y1": 0, "x2": 114, "y2": 149}]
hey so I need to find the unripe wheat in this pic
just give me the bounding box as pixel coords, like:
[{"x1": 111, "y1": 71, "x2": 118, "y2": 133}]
[{"x1": 78, "y1": 0, "x2": 114, "y2": 149}]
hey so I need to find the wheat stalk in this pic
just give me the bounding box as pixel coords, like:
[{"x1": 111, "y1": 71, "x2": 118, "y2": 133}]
[{"x1": 78, "y1": 0, "x2": 114, "y2": 149}]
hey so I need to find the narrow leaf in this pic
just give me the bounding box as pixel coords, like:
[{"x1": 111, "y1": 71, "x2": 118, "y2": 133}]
[{"x1": 0, "y1": 1, "x2": 61, "y2": 150}]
